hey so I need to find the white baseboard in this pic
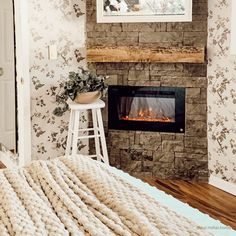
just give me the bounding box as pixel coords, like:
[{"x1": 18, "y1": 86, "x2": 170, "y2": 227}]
[
  {"x1": 209, "y1": 175, "x2": 236, "y2": 196},
  {"x1": 0, "y1": 143, "x2": 18, "y2": 168},
  {"x1": 0, "y1": 152, "x2": 17, "y2": 168}
]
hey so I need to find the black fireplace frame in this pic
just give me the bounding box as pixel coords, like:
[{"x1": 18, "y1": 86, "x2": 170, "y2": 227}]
[{"x1": 108, "y1": 86, "x2": 186, "y2": 133}]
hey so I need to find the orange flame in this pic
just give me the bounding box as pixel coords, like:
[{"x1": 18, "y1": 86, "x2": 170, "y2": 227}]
[{"x1": 121, "y1": 108, "x2": 174, "y2": 123}]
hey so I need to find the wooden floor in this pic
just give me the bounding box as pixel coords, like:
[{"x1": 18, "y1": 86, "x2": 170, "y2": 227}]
[{"x1": 142, "y1": 178, "x2": 236, "y2": 230}]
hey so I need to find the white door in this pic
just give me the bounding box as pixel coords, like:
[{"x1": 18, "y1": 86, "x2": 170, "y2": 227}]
[{"x1": 0, "y1": 0, "x2": 16, "y2": 150}]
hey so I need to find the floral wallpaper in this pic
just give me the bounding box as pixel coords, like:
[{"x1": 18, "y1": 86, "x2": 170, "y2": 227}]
[
  {"x1": 208, "y1": 0, "x2": 236, "y2": 184},
  {"x1": 29, "y1": 0, "x2": 87, "y2": 160}
]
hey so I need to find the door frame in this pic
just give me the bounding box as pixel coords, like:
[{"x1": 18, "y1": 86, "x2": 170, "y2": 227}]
[
  {"x1": 14, "y1": 0, "x2": 31, "y2": 166},
  {"x1": 0, "y1": 0, "x2": 31, "y2": 168}
]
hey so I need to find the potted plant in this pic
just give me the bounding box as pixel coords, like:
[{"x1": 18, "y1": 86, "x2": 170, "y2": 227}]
[{"x1": 53, "y1": 67, "x2": 108, "y2": 117}]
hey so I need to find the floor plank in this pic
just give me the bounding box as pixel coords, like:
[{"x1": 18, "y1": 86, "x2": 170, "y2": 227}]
[{"x1": 141, "y1": 178, "x2": 236, "y2": 230}]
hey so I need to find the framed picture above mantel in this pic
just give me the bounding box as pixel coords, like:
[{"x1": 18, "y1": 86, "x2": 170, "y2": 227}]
[{"x1": 97, "y1": 0, "x2": 192, "y2": 23}]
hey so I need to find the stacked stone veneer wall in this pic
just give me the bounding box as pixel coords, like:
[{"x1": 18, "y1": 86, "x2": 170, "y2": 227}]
[{"x1": 87, "y1": 0, "x2": 208, "y2": 180}]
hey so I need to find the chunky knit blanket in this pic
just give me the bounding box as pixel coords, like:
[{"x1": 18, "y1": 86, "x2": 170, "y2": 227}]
[{"x1": 0, "y1": 155, "x2": 212, "y2": 236}]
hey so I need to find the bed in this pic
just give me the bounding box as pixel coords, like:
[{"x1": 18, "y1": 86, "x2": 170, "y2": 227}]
[{"x1": 0, "y1": 155, "x2": 235, "y2": 236}]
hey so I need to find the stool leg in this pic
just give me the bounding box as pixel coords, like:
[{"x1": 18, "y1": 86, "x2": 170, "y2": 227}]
[
  {"x1": 66, "y1": 110, "x2": 75, "y2": 156},
  {"x1": 96, "y1": 108, "x2": 109, "y2": 165},
  {"x1": 72, "y1": 110, "x2": 80, "y2": 156},
  {"x1": 92, "y1": 109, "x2": 101, "y2": 161}
]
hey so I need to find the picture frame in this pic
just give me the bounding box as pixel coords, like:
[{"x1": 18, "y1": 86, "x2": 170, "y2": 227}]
[{"x1": 96, "y1": 0, "x2": 192, "y2": 23}]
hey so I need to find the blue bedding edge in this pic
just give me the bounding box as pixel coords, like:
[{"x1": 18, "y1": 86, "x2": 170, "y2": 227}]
[{"x1": 108, "y1": 166, "x2": 236, "y2": 236}]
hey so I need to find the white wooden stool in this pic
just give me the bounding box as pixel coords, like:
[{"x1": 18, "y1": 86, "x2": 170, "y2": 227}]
[{"x1": 65, "y1": 99, "x2": 109, "y2": 165}]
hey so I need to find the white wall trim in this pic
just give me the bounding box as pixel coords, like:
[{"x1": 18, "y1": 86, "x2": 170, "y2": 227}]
[
  {"x1": 0, "y1": 152, "x2": 17, "y2": 169},
  {"x1": 14, "y1": 0, "x2": 31, "y2": 166},
  {"x1": 0, "y1": 154, "x2": 16, "y2": 168},
  {"x1": 209, "y1": 175, "x2": 236, "y2": 196}
]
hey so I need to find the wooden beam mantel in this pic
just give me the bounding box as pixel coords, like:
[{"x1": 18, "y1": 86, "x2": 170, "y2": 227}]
[{"x1": 87, "y1": 46, "x2": 205, "y2": 63}]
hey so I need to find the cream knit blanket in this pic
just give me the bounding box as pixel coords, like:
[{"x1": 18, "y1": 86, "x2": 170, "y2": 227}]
[{"x1": 0, "y1": 155, "x2": 212, "y2": 236}]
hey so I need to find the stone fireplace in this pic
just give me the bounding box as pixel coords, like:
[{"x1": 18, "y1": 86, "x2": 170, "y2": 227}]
[
  {"x1": 108, "y1": 86, "x2": 185, "y2": 133},
  {"x1": 87, "y1": 0, "x2": 208, "y2": 180}
]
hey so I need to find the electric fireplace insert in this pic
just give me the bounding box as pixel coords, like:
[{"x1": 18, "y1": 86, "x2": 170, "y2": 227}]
[{"x1": 108, "y1": 86, "x2": 185, "y2": 133}]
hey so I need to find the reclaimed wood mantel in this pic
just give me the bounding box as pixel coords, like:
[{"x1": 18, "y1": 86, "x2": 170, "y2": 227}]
[{"x1": 87, "y1": 46, "x2": 205, "y2": 63}]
